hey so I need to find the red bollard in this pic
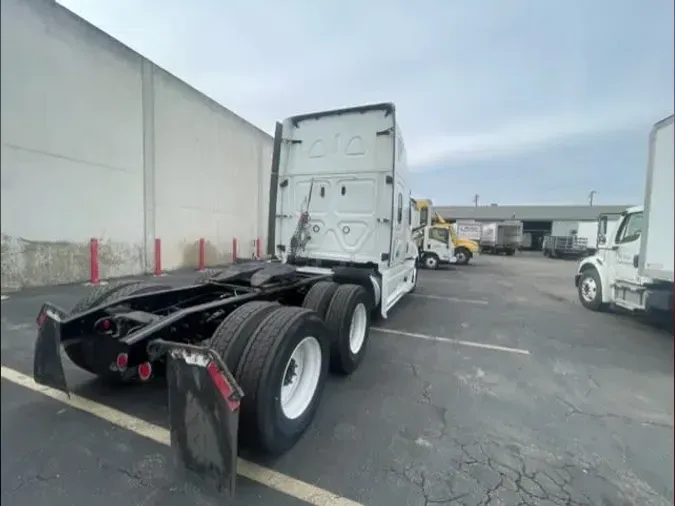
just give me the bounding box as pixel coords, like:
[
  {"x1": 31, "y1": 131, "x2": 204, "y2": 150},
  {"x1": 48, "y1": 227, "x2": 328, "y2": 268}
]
[
  {"x1": 232, "y1": 238, "x2": 238, "y2": 263},
  {"x1": 154, "y1": 238, "x2": 162, "y2": 276},
  {"x1": 198, "y1": 238, "x2": 205, "y2": 270},
  {"x1": 255, "y1": 237, "x2": 261, "y2": 259},
  {"x1": 89, "y1": 238, "x2": 100, "y2": 284}
]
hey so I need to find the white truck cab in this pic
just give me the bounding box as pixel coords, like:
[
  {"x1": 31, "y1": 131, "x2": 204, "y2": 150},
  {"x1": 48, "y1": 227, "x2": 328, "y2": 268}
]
[
  {"x1": 410, "y1": 198, "x2": 457, "y2": 269},
  {"x1": 575, "y1": 115, "x2": 674, "y2": 316},
  {"x1": 413, "y1": 224, "x2": 456, "y2": 269},
  {"x1": 273, "y1": 103, "x2": 418, "y2": 318}
]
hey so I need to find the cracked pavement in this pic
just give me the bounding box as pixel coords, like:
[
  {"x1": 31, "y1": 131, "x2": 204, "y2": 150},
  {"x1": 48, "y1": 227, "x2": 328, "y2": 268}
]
[{"x1": 2, "y1": 254, "x2": 673, "y2": 505}]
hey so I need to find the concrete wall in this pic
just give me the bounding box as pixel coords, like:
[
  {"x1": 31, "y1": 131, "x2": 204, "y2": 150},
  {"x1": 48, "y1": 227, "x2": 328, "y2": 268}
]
[{"x1": 1, "y1": 0, "x2": 273, "y2": 291}]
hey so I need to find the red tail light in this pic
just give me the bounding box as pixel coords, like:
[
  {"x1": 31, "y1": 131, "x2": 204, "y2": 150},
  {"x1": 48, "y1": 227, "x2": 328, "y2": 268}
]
[
  {"x1": 115, "y1": 353, "x2": 129, "y2": 370},
  {"x1": 138, "y1": 362, "x2": 152, "y2": 381}
]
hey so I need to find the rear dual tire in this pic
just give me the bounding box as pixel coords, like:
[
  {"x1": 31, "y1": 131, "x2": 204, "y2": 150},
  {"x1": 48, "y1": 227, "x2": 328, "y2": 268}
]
[
  {"x1": 209, "y1": 282, "x2": 372, "y2": 454},
  {"x1": 324, "y1": 284, "x2": 371, "y2": 375},
  {"x1": 209, "y1": 304, "x2": 331, "y2": 454},
  {"x1": 301, "y1": 282, "x2": 372, "y2": 375}
]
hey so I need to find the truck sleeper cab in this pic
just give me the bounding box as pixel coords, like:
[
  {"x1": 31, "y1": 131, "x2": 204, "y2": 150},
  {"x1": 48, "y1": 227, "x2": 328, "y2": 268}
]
[{"x1": 32, "y1": 103, "x2": 418, "y2": 498}]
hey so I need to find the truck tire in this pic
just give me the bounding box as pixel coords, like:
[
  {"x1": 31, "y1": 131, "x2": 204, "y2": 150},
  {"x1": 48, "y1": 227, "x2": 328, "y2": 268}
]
[
  {"x1": 235, "y1": 306, "x2": 330, "y2": 454},
  {"x1": 195, "y1": 268, "x2": 223, "y2": 284},
  {"x1": 301, "y1": 281, "x2": 340, "y2": 319},
  {"x1": 422, "y1": 253, "x2": 439, "y2": 270},
  {"x1": 324, "y1": 284, "x2": 371, "y2": 375},
  {"x1": 505, "y1": 249, "x2": 515, "y2": 256},
  {"x1": 208, "y1": 301, "x2": 280, "y2": 372},
  {"x1": 454, "y1": 247, "x2": 471, "y2": 265},
  {"x1": 577, "y1": 268, "x2": 607, "y2": 312},
  {"x1": 65, "y1": 282, "x2": 171, "y2": 377}
]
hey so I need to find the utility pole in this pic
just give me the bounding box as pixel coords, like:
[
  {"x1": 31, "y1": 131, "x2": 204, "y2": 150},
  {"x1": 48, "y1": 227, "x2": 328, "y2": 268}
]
[
  {"x1": 473, "y1": 194, "x2": 480, "y2": 207},
  {"x1": 588, "y1": 190, "x2": 597, "y2": 207}
]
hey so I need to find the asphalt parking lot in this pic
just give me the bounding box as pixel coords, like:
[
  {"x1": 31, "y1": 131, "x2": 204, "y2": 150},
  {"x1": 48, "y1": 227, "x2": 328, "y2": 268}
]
[{"x1": 1, "y1": 253, "x2": 673, "y2": 506}]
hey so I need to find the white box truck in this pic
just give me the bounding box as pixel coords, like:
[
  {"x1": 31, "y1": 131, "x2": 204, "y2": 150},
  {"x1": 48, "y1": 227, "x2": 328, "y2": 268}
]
[
  {"x1": 576, "y1": 221, "x2": 598, "y2": 251},
  {"x1": 575, "y1": 114, "x2": 674, "y2": 316},
  {"x1": 480, "y1": 221, "x2": 523, "y2": 255},
  {"x1": 454, "y1": 220, "x2": 482, "y2": 241}
]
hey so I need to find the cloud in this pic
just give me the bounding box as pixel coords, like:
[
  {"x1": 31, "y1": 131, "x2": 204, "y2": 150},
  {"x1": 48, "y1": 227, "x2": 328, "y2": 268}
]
[
  {"x1": 56, "y1": 0, "x2": 674, "y2": 203},
  {"x1": 405, "y1": 104, "x2": 667, "y2": 169}
]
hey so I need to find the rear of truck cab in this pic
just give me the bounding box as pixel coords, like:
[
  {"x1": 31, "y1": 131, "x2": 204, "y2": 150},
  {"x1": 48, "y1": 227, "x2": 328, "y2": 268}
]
[{"x1": 274, "y1": 103, "x2": 397, "y2": 267}]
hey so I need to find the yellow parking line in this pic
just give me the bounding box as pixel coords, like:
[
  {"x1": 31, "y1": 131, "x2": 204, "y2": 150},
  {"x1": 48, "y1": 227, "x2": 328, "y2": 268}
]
[{"x1": 1, "y1": 365, "x2": 363, "y2": 506}]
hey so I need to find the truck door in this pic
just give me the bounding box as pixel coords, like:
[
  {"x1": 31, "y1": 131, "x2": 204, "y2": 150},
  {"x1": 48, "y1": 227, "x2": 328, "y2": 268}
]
[
  {"x1": 611, "y1": 211, "x2": 643, "y2": 283},
  {"x1": 427, "y1": 227, "x2": 452, "y2": 262}
]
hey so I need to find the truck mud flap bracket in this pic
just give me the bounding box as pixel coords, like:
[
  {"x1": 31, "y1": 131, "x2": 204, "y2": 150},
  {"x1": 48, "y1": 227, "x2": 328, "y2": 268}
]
[{"x1": 149, "y1": 341, "x2": 244, "y2": 498}]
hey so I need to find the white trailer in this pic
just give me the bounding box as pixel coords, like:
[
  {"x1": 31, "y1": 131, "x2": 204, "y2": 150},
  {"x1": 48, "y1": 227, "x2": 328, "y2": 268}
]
[
  {"x1": 454, "y1": 220, "x2": 482, "y2": 241},
  {"x1": 480, "y1": 221, "x2": 523, "y2": 255},
  {"x1": 576, "y1": 221, "x2": 598, "y2": 250},
  {"x1": 551, "y1": 221, "x2": 579, "y2": 237},
  {"x1": 576, "y1": 114, "x2": 674, "y2": 316}
]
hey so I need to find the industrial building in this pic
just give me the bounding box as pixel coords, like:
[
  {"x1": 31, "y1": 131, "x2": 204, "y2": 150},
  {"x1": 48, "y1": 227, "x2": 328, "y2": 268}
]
[
  {"x1": 1, "y1": 0, "x2": 273, "y2": 290},
  {"x1": 435, "y1": 204, "x2": 631, "y2": 250}
]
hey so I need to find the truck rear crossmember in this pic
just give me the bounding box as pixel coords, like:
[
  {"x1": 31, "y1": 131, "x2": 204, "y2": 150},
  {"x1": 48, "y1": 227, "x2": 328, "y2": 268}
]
[{"x1": 32, "y1": 260, "x2": 377, "y2": 497}]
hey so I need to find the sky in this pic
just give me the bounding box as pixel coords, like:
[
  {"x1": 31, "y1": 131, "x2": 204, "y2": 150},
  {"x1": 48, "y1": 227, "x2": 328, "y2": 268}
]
[{"x1": 58, "y1": 0, "x2": 674, "y2": 206}]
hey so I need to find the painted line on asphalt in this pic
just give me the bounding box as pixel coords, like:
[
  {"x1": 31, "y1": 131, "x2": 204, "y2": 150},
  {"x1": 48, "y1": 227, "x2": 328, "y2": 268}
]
[
  {"x1": 0, "y1": 365, "x2": 363, "y2": 506},
  {"x1": 410, "y1": 293, "x2": 489, "y2": 305},
  {"x1": 372, "y1": 328, "x2": 531, "y2": 355}
]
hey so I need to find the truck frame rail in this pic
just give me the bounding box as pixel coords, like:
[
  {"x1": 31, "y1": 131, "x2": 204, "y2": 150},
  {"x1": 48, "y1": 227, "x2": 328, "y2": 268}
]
[{"x1": 31, "y1": 260, "x2": 357, "y2": 498}]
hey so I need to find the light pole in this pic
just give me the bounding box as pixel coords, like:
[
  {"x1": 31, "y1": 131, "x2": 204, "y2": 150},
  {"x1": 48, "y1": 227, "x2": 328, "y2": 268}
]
[
  {"x1": 473, "y1": 194, "x2": 479, "y2": 207},
  {"x1": 588, "y1": 190, "x2": 597, "y2": 207}
]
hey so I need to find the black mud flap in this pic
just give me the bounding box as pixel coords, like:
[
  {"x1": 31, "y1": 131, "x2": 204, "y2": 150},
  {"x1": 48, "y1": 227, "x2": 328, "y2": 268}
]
[
  {"x1": 33, "y1": 303, "x2": 69, "y2": 395},
  {"x1": 152, "y1": 341, "x2": 244, "y2": 498}
]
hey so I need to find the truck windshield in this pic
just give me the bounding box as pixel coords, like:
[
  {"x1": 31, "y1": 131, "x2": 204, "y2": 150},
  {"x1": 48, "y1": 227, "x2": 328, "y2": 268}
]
[{"x1": 617, "y1": 212, "x2": 643, "y2": 243}]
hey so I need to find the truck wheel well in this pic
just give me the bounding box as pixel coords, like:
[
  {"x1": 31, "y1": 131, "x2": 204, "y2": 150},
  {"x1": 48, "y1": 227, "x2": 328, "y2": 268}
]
[
  {"x1": 579, "y1": 264, "x2": 597, "y2": 273},
  {"x1": 331, "y1": 267, "x2": 379, "y2": 310}
]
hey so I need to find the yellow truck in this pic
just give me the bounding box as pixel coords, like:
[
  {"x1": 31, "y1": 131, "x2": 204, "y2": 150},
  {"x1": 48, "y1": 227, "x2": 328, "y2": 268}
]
[{"x1": 412, "y1": 198, "x2": 480, "y2": 266}]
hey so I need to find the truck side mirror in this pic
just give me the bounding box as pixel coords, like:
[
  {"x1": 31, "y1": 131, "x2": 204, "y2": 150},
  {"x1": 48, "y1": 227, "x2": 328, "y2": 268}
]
[{"x1": 597, "y1": 234, "x2": 606, "y2": 245}]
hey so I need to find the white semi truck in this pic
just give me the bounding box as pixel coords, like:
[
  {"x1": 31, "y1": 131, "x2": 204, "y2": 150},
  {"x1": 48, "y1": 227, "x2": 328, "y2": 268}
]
[
  {"x1": 575, "y1": 115, "x2": 674, "y2": 317},
  {"x1": 32, "y1": 103, "x2": 420, "y2": 497}
]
